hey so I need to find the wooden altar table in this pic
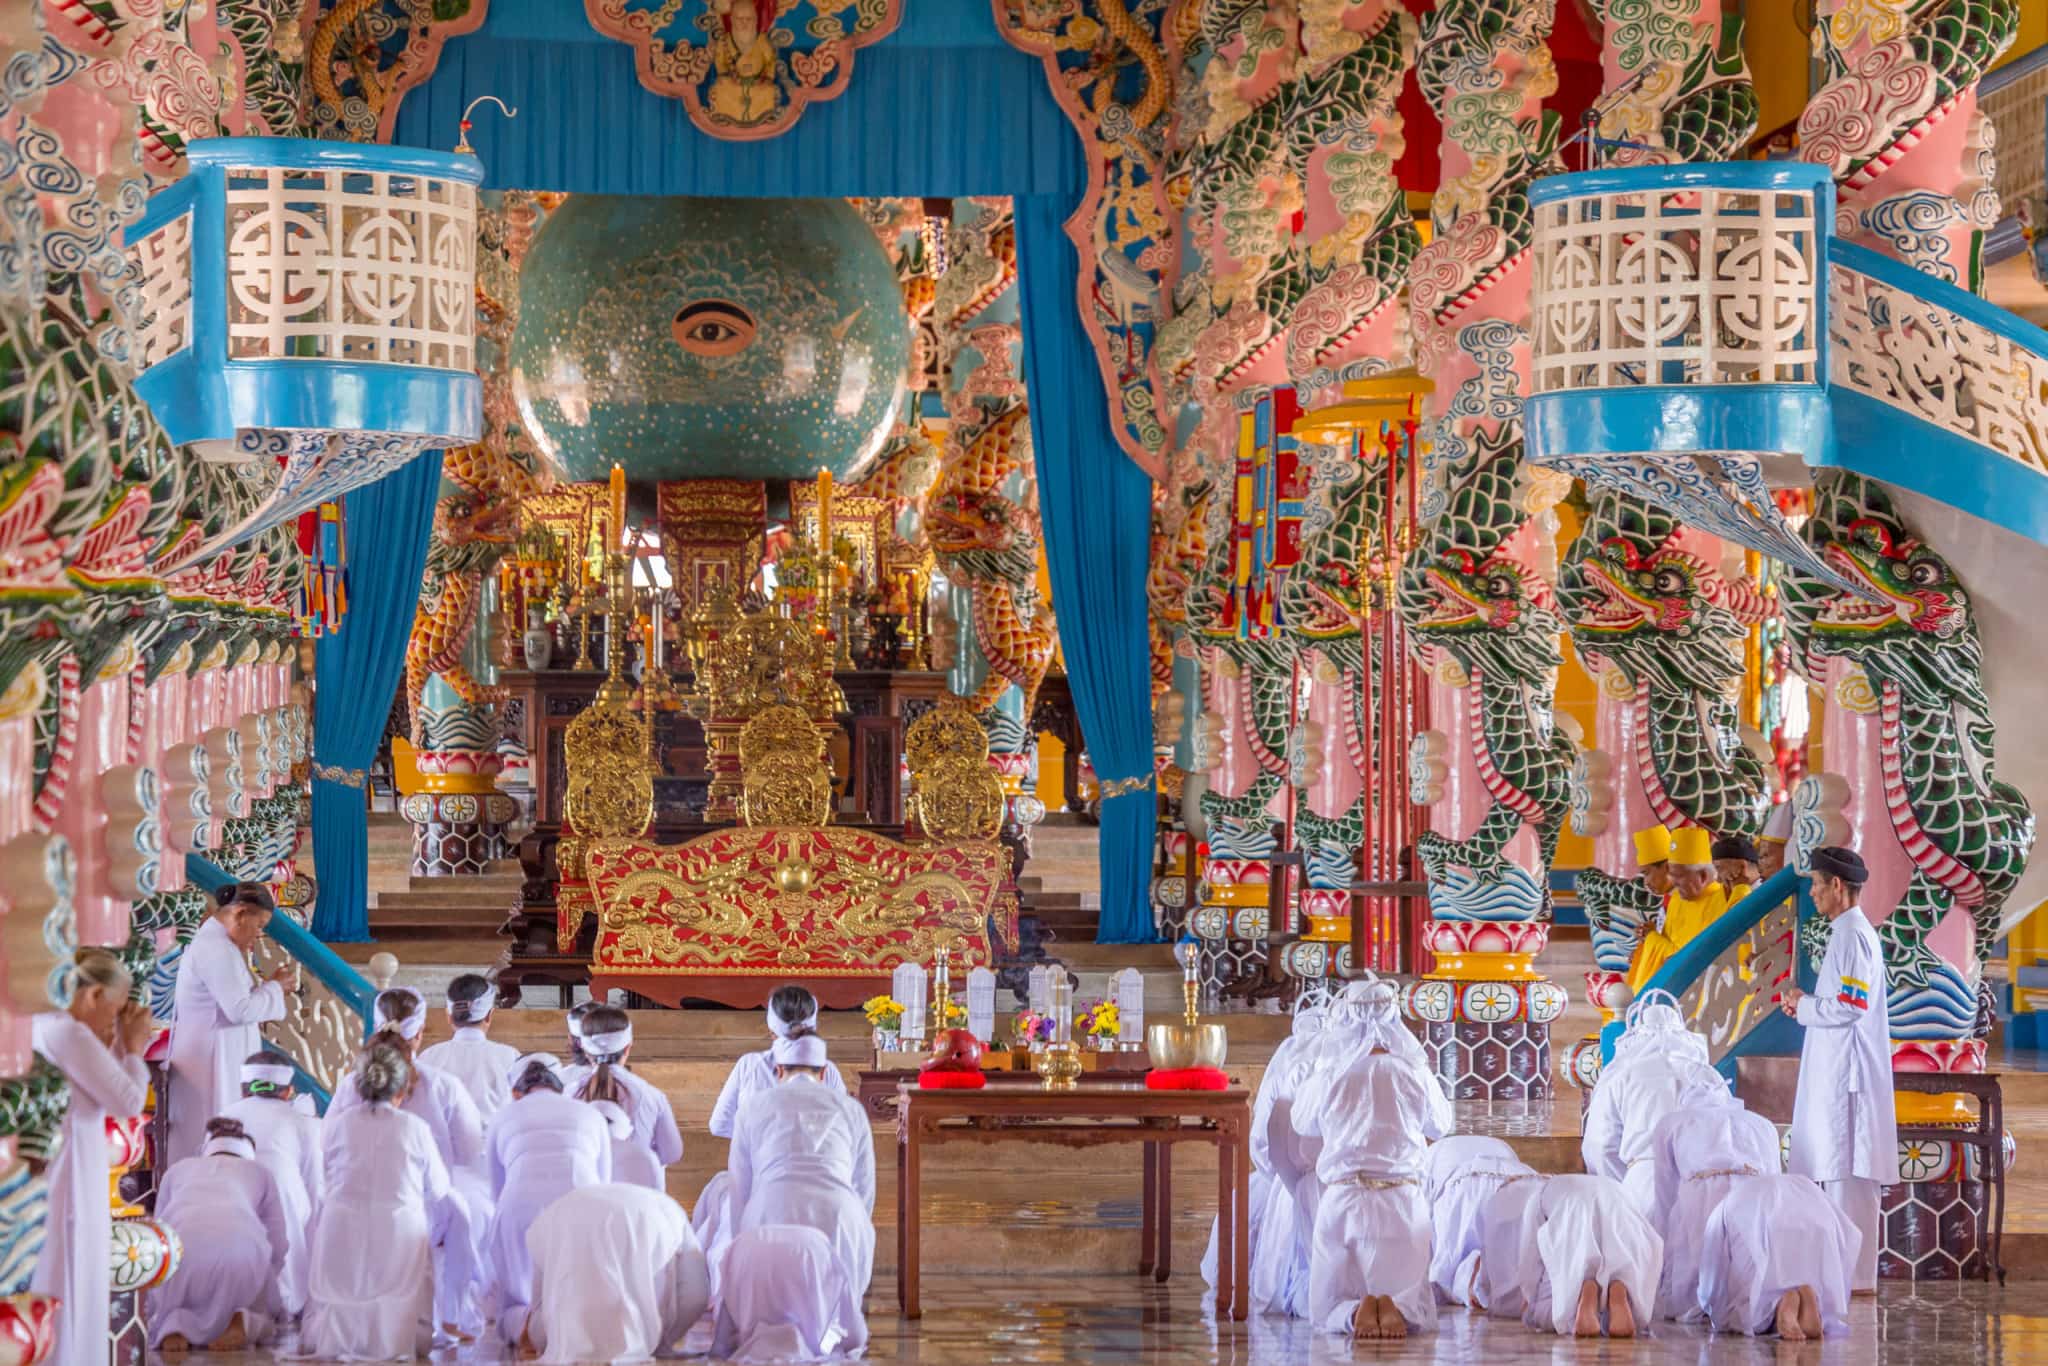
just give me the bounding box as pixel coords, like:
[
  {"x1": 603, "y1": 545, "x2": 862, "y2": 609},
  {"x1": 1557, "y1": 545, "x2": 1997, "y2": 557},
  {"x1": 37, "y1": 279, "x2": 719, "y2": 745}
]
[{"x1": 894, "y1": 1085, "x2": 1253, "y2": 1322}]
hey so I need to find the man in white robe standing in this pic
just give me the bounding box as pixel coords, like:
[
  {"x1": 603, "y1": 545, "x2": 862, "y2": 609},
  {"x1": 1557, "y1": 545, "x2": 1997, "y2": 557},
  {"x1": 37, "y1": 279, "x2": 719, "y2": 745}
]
[
  {"x1": 1581, "y1": 992, "x2": 1725, "y2": 1216},
  {"x1": 1781, "y1": 844, "x2": 1897, "y2": 1293},
  {"x1": 168, "y1": 882, "x2": 294, "y2": 1167}
]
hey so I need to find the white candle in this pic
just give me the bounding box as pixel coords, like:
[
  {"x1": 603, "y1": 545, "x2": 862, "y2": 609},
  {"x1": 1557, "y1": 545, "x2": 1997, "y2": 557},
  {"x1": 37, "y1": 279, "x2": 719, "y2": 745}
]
[{"x1": 1051, "y1": 975, "x2": 1072, "y2": 1045}]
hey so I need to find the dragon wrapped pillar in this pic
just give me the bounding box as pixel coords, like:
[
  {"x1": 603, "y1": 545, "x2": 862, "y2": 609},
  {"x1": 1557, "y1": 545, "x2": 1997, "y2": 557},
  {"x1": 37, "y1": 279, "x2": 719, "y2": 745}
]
[
  {"x1": 1781, "y1": 0, "x2": 2030, "y2": 1279},
  {"x1": 928, "y1": 200, "x2": 1056, "y2": 853},
  {"x1": 1555, "y1": 0, "x2": 1764, "y2": 1089},
  {"x1": 1394, "y1": 0, "x2": 1573, "y2": 1100}
]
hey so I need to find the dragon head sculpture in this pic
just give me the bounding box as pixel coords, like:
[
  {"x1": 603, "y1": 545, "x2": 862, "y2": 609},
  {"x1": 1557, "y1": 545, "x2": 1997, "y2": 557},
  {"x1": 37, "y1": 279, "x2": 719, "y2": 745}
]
[
  {"x1": 926, "y1": 485, "x2": 1039, "y2": 590},
  {"x1": 1404, "y1": 545, "x2": 1563, "y2": 682},
  {"x1": 1279, "y1": 460, "x2": 1377, "y2": 657},
  {"x1": 1560, "y1": 533, "x2": 1747, "y2": 699}
]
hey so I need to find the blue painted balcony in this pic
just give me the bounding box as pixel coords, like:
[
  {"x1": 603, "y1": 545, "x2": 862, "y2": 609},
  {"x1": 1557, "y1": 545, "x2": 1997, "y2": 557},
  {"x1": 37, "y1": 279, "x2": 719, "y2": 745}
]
[{"x1": 125, "y1": 138, "x2": 484, "y2": 569}]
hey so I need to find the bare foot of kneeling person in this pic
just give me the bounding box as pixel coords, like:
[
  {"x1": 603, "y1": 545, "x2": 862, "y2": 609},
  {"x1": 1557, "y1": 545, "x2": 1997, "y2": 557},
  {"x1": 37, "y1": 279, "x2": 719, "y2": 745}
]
[
  {"x1": 1797, "y1": 1284, "x2": 1822, "y2": 1339},
  {"x1": 1775, "y1": 1288, "x2": 1807, "y2": 1341},
  {"x1": 209, "y1": 1313, "x2": 249, "y2": 1351},
  {"x1": 1573, "y1": 1280, "x2": 1603, "y2": 1338},
  {"x1": 1606, "y1": 1285, "x2": 1636, "y2": 1339},
  {"x1": 159, "y1": 1334, "x2": 190, "y2": 1354},
  {"x1": 1373, "y1": 1295, "x2": 1407, "y2": 1340}
]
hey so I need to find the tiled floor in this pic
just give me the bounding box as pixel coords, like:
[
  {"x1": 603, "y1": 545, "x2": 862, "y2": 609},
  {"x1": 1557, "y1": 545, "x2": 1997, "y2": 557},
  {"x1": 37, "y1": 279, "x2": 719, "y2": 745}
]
[{"x1": 167, "y1": 1279, "x2": 2038, "y2": 1363}]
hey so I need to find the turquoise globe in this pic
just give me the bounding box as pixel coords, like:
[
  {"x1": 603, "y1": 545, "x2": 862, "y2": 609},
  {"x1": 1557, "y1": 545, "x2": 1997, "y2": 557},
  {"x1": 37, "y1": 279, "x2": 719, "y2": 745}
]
[{"x1": 510, "y1": 195, "x2": 910, "y2": 482}]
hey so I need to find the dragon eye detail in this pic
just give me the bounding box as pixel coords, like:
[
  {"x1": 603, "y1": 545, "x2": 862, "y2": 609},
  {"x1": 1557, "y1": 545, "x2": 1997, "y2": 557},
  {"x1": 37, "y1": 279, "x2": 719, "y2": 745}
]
[
  {"x1": 1906, "y1": 559, "x2": 1941, "y2": 588},
  {"x1": 1653, "y1": 568, "x2": 1686, "y2": 596},
  {"x1": 672, "y1": 300, "x2": 757, "y2": 356}
]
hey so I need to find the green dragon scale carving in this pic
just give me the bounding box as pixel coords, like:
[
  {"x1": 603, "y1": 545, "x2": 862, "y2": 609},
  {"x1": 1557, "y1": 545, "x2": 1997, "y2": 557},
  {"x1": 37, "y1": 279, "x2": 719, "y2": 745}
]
[{"x1": 1779, "y1": 473, "x2": 2034, "y2": 1039}]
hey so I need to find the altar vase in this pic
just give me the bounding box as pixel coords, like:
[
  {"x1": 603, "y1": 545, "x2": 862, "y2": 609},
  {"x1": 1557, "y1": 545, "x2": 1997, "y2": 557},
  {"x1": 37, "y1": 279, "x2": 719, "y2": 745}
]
[
  {"x1": 167, "y1": 881, "x2": 291, "y2": 1168},
  {"x1": 1422, "y1": 1135, "x2": 1525, "y2": 1305},
  {"x1": 524, "y1": 1183, "x2": 710, "y2": 1364},
  {"x1": 1697, "y1": 1174, "x2": 1859, "y2": 1339},
  {"x1": 486, "y1": 1055, "x2": 614, "y2": 1343},
  {"x1": 325, "y1": 990, "x2": 489, "y2": 1336},
  {"x1": 698, "y1": 986, "x2": 846, "y2": 1288},
  {"x1": 713, "y1": 1224, "x2": 866, "y2": 1363},
  {"x1": 418, "y1": 973, "x2": 520, "y2": 1124},
  {"x1": 1203, "y1": 1006, "x2": 1321, "y2": 1314},
  {"x1": 1581, "y1": 995, "x2": 1725, "y2": 1216},
  {"x1": 565, "y1": 1005, "x2": 685, "y2": 1175},
  {"x1": 1783, "y1": 845, "x2": 1897, "y2": 1293},
  {"x1": 296, "y1": 1045, "x2": 455, "y2": 1362},
  {"x1": 728, "y1": 1034, "x2": 876, "y2": 1320},
  {"x1": 31, "y1": 949, "x2": 152, "y2": 1363},
  {"x1": 1647, "y1": 1081, "x2": 1782, "y2": 1321},
  {"x1": 1471, "y1": 1170, "x2": 1546, "y2": 1317},
  {"x1": 1513, "y1": 1173, "x2": 1664, "y2": 1338},
  {"x1": 1295, "y1": 979, "x2": 1452, "y2": 1339},
  {"x1": 219, "y1": 1049, "x2": 326, "y2": 1316},
  {"x1": 148, "y1": 1119, "x2": 291, "y2": 1350}
]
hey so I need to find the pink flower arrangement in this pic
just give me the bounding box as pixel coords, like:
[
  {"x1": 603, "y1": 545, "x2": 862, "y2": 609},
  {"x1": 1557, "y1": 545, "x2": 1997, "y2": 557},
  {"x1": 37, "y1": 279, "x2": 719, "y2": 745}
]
[{"x1": 1011, "y1": 1011, "x2": 1055, "y2": 1046}]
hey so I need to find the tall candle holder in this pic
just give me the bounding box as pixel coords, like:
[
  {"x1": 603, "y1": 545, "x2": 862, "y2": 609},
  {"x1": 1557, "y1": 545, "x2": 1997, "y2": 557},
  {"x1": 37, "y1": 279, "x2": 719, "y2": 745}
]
[{"x1": 1036, "y1": 972, "x2": 1081, "y2": 1091}]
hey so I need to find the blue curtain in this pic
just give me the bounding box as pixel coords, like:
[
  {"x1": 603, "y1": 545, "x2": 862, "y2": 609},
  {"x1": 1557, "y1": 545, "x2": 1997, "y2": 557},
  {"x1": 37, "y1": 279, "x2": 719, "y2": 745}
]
[
  {"x1": 309, "y1": 450, "x2": 443, "y2": 941},
  {"x1": 1015, "y1": 196, "x2": 1159, "y2": 944}
]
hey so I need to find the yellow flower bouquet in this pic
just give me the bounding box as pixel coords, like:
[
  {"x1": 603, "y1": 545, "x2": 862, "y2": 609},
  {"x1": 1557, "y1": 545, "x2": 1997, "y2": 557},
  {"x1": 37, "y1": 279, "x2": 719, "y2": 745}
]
[{"x1": 862, "y1": 995, "x2": 905, "y2": 1029}]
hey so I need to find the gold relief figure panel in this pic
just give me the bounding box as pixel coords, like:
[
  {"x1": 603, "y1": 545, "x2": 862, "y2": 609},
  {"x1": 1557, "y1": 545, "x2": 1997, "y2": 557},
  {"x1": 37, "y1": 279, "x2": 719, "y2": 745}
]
[{"x1": 906, "y1": 700, "x2": 990, "y2": 771}]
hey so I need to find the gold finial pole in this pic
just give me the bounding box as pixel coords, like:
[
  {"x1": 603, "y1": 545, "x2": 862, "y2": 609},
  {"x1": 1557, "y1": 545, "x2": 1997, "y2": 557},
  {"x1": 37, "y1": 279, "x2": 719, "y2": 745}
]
[
  {"x1": 594, "y1": 552, "x2": 635, "y2": 709},
  {"x1": 930, "y1": 944, "x2": 952, "y2": 1035}
]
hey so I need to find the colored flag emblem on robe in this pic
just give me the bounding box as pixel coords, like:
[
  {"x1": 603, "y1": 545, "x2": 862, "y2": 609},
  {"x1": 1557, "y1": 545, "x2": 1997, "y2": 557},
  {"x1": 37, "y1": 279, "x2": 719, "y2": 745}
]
[{"x1": 1836, "y1": 976, "x2": 1870, "y2": 1011}]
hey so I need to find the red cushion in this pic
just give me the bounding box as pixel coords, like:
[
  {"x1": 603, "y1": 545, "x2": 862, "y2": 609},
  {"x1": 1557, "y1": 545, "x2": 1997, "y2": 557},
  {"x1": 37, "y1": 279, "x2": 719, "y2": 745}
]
[
  {"x1": 917, "y1": 1069, "x2": 987, "y2": 1089},
  {"x1": 1145, "y1": 1067, "x2": 1229, "y2": 1091}
]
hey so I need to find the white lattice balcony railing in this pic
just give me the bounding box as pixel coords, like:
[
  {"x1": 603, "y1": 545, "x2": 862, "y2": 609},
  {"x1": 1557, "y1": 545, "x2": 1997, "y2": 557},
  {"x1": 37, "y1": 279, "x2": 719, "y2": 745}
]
[{"x1": 124, "y1": 138, "x2": 483, "y2": 459}]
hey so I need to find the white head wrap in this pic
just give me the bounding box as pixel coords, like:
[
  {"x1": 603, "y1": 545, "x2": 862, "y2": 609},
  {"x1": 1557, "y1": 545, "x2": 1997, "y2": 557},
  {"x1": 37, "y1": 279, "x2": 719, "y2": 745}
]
[
  {"x1": 583, "y1": 1024, "x2": 633, "y2": 1061},
  {"x1": 241, "y1": 1061, "x2": 296, "y2": 1090},
  {"x1": 509, "y1": 1052, "x2": 563, "y2": 1089},
  {"x1": 771, "y1": 1034, "x2": 828, "y2": 1069},
  {"x1": 1611, "y1": 991, "x2": 1712, "y2": 1071},
  {"x1": 591, "y1": 1098, "x2": 633, "y2": 1140},
  {"x1": 205, "y1": 1132, "x2": 257, "y2": 1160},
  {"x1": 448, "y1": 987, "x2": 492, "y2": 1021},
  {"x1": 766, "y1": 990, "x2": 820, "y2": 1040},
  {"x1": 375, "y1": 989, "x2": 426, "y2": 1041}
]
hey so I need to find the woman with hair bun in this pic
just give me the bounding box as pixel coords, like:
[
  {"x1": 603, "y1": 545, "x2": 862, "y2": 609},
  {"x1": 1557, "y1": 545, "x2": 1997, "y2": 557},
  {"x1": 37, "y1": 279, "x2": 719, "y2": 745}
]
[
  {"x1": 32, "y1": 948, "x2": 153, "y2": 1362},
  {"x1": 296, "y1": 1043, "x2": 453, "y2": 1360},
  {"x1": 148, "y1": 1116, "x2": 291, "y2": 1351},
  {"x1": 483, "y1": 1054, "x2": 612, "y2": 1347},
  {"x1": 168, "y1": 881, "x2": 294, "y2": 1168}
]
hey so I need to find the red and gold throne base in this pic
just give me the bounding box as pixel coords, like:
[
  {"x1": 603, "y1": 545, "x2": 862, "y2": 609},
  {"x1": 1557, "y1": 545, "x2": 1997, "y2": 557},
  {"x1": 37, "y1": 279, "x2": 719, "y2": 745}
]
[{"x1": 586, "y1": 827, "x2": 1015, "y2": 1008}]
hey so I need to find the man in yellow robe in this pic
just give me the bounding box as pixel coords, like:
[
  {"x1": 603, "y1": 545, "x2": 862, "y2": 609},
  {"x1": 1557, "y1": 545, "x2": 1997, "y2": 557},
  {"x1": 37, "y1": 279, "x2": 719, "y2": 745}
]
[{"x1": 1628, "y1": 827, "x2": 1726, "y2": 994}]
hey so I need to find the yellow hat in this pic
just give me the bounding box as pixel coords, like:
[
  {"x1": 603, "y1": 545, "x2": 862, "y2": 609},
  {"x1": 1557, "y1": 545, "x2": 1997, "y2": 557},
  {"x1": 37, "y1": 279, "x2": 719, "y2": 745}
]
[
  {"x1": 1632, "y1": 825, "x2": 1671, "y2": 866},
  {"x1": 1671, "y1": 827, "x2": 1714, "y2": 867}
]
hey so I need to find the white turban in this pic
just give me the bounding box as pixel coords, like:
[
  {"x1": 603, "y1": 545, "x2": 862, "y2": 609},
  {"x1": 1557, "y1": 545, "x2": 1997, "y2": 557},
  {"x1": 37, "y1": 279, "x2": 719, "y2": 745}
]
[
  {"x1": 205, "y1": 1132, "x2": 257, "y2": 1160},
  {"x1": 376, "y1": 990, "x2": 426, "y2": 1041},
  {"x1": 240, "y1": 1061, "x2": 296, "y2": 1090},
  {"x1": 509, "y1": 1052, "x2": 562, "y2": 1089},
  {"x1": 583, "y1": 1024, "x2": 633, "y2": 1062},
  {"x1": 1290, "y1": 1006, "x2": 1328, "y2": 1039},
  {"x1": 766, "y1": 992, "x2": 820, "y2": 1040},
  {"x1": 771, "y1": 1035, "x2": 828, "y2": 1069},
  {"x1": 1612, "y1": 991, "x2": 1712, "y2": 1070}
]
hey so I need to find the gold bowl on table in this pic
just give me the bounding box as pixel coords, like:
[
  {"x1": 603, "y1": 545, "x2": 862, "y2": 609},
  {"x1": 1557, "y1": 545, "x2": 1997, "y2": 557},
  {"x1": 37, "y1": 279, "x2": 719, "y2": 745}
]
[{"x1": 1145, "y1": 1021, "x2": 1228, "y2": 1071}]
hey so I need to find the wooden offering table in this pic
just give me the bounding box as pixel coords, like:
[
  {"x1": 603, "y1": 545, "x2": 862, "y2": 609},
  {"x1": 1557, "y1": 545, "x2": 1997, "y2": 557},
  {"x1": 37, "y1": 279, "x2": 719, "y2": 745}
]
[{"x1": 894, "y1": 1085, "x2": 1253, "y2": 1322}]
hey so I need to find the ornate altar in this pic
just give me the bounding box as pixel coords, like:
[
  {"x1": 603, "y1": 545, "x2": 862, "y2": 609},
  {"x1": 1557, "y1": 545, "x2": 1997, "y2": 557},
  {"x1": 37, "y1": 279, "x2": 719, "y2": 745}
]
[{"x1": 584, "y1": 700, "x2": 1013, "y2": 1007}]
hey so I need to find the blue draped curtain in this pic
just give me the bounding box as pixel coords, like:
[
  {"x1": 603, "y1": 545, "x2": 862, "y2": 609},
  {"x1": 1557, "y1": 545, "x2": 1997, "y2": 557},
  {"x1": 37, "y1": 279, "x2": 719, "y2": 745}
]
[
  {"x1": 310, "y1": 450, "x2": 443, "y2": 941},
  {"x1": 1015, "y1": 196, "x2": 1160, "y2": 944}
]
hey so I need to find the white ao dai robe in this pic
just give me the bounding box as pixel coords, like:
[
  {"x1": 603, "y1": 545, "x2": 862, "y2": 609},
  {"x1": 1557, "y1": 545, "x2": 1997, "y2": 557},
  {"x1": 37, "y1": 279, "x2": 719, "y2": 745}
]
[
  {"x1": 1298, "y1": 1048, "x2": 1452, "y2": 1335},
  {"x1": 219, "y1": 1093, "x2": 325, "y2": 1315},
  {"x1": 526, "y1": 1184, "x2": 709, "y2": 1364},
  {"x1": 486, "y1": 1090, "x2": 613, "y2": 1333},
  {"x1": 1201, "y1": 1026, "x2": 1312, "y2": 1312},
  {"x1": 1422, "y1": 1135, "x2": 1526, "y2": 1305},
  {"x1": 1514, "y1": 1173, "x2": 1665, "y2": 1335},
  {"x1": 1473, "y1": 1175, "x2": 1547, "y2": 1317},
  {"x1": 167, "y1": 917, "x2": 285, "y2": 1167},
  {"x1": 728, "y1": 1077, "x2": 876, "y2": 1346},
  {"x1": 1648, "y1": 1102, "x2": 1783, "y2": 1320},
  {"x1": 697, "y1": 1048, "x2": 847, "y2": 1283},
  {"x1": 418, "y1": 1025, "x2": 519, "y2": 1123},
  {"x1": 1258, "y1": 1027, "x2": 1342, "y2": 1317},
  {"x1": 297, "y1": 1103, "x2": 452, "y2": 1361},
  {"x1": 713, "y1": 1225, "x2": 865, "y2": 1364},
  {"x1": 564, "y1": 1062, "x2": 685, "y2": 1168},
  {"x1": 1580, "y1": 1047, "x2": 1729, "y2": 1216},
  {"x1": 147, "y1": 1153, "x2": 290, "y2": 1347},
  {"x1": 1697, "y1": 1173, "x2": 1859, "y2": 1336},
  {"x1": 29, "y1": 1013, "x2": 148, "y2": 1365}
]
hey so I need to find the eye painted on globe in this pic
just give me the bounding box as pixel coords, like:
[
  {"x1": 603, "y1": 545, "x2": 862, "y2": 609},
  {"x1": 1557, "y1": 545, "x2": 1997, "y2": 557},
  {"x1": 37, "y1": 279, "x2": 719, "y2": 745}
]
[{"x1": 672, "y1": 300, "x2": 757, "y2": 356}]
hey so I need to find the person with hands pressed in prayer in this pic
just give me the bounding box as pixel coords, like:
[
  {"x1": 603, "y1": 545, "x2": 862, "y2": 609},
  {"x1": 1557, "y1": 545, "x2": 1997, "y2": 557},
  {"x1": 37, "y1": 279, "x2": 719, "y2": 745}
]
[{"x1": 169, "y1": 881, "x2": 295, "y2": 1168}]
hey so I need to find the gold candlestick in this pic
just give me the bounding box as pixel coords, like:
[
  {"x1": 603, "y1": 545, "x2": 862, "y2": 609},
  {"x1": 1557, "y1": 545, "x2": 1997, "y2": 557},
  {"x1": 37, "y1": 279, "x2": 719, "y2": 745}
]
[{"x1": 594, "y1": 552, "x2": 635, "y2": 709}]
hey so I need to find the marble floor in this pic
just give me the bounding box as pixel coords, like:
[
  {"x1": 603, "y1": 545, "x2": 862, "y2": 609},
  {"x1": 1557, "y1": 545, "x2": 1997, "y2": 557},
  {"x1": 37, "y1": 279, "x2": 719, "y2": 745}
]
[{"x1": 158, "y1": 1279, "x2": 2038, "y2": 1364}]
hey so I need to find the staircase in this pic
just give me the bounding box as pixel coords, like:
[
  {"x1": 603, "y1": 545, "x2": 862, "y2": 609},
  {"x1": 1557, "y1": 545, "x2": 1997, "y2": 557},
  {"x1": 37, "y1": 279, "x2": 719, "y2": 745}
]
[
  {"x1": 364, "y1": 811, "x2": 523, "y2": 946},
  {"x1": 1018, "y1": 812, "x2": 1101, "y2": 945}
]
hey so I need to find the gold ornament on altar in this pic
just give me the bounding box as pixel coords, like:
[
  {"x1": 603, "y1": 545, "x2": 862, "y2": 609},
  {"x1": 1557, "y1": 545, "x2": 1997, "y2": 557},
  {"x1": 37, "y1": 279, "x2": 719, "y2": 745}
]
[
  {"x1": 739, "y1": 703, "x2": 833, "y2": 828},
  {"x1": 906, "y1": 701, "x2": 1005, "y2": 841},
  {"x1": 1147, "y1": 939, "x2": 1229, "y2": 1070},
  {"x1": 564, "y1": 697, "x2": 655, "y2": 841},
  {"x1": 698, "y1": 612, "x2": 841, "y2": 720}
]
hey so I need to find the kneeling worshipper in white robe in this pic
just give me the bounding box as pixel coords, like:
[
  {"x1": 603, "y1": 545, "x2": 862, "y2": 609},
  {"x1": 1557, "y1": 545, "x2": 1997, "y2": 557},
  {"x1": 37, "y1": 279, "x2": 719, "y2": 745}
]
[
  {"x1": 1581, "y1": 991, "x2": 1726, "y2": 1217},
  {"x1": 1647, "y1": 1076, "x2": 1783, "y2": 1321},
  {"x1": 699, "y1": 986, "x2": 846, "y2": 1286},
  {"x1": 524, "y1": 1183, "x2": 710, "y2": 1364},
  {"x1": 32, "y1": 949, "x2": 152, "y2": 1364},
  {"x1": 570, "y1": 1005, "x2": 685, "y2": 1177},
  {"x1": 1294, "y1": 978, "x2": 1452, "y2": 1340},
  {"x1": 725, "y1": 1033, "x2": 876, "y2": 1356},
  {"x1": 1204, "y1": 1005, "x2": 1322, "y2": 1315},
  {"x1": 167, "y1": 880, "x2": 293, "y2": 1168},
  {"x1": 1514, "y1": 1173, "x2": 1664, "y2": 1338},
  {"x1": 486, "y1": 1054, "x2": 614, "y2": 1344},
  {"x1": 1698, "y1": 1173, "x2": 1860, "y2": 1340},
  {"x1": 714, "y1": 1225, "x2": 865, "y2": 1365},
  {"x1": 1470, "y1": 1168, "x2": 1545, "y2": 1318},
  {"x1": 295, "y1": 1043, "x2": 454, "y2": 1362},
  {"x1": 148, "y1": 1118, "x2": 292, "y2": 1351},
  {"x1": 417, "y1": 972, "x2": 520, "y2": 1124},
  {"x1": 1782, "y1": 844, "x2": 1897, "y2": 1294},
  {"x1": 1423, "y1": 1135, "x2": 1525, "y2": 1306},
  {"x1": 218, "y1": 1049, "x2": 326, "y2": 1319}
]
